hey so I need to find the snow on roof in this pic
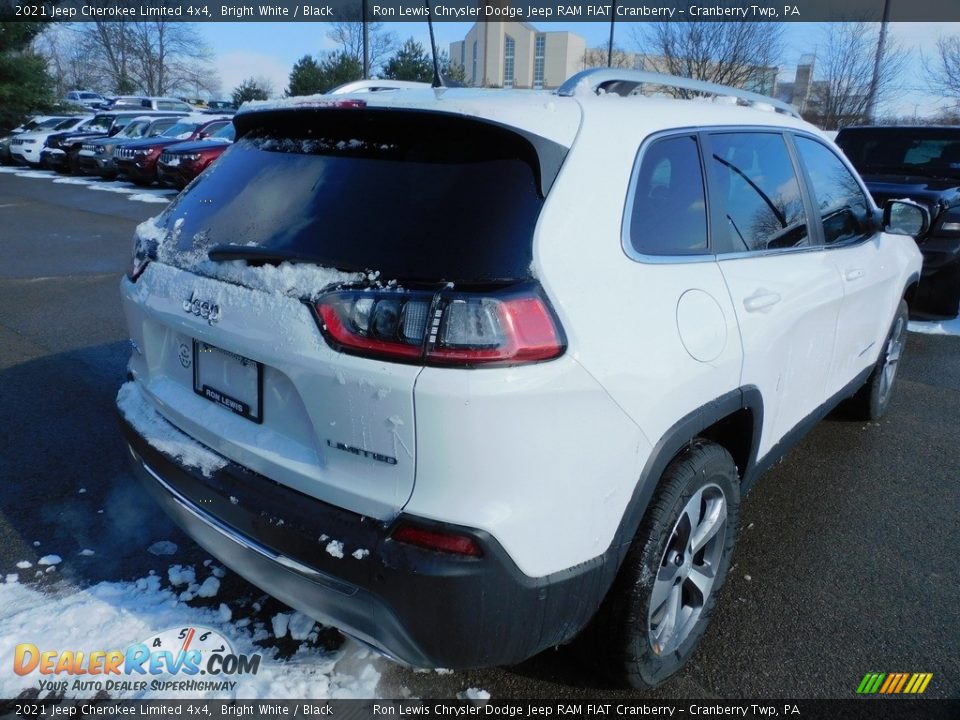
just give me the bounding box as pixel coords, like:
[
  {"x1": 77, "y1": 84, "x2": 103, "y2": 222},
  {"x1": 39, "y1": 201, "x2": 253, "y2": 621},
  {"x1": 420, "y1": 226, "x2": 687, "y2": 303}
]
[{"x1": 237, "y1": 88, "x2": 583, "y2": 148}]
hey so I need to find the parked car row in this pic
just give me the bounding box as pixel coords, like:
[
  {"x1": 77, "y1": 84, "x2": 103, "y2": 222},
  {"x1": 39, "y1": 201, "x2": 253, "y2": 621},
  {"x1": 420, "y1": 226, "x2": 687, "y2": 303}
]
[{"x1": 2, "y1": 109, "x2": 235, "y2": 190}]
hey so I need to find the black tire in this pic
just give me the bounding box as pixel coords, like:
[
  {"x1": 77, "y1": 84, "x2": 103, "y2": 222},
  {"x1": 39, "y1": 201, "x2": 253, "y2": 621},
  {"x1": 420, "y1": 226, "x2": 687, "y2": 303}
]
[
  {"x1": 585, "y1": 440, "x2": 740, "y2": 689},
  {"x1": 848, "y1": 299, "x2": 908, "y2": 421}
]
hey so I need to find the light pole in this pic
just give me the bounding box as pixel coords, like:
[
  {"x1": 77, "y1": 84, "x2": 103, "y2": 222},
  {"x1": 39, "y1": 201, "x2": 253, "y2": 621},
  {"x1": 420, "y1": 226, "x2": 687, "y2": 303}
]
[
  {"x1": 865, "y1": 0, "x2": 891, "y2": 123},
  {"x1": 362, "y1": 1, "x2": 369, "y2": 79}
]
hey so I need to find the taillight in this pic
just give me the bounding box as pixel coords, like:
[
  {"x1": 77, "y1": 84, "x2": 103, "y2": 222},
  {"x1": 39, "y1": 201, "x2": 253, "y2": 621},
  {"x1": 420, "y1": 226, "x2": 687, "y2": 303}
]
[
  {"x1": 313, "y1": 284, "x2": 565, "y2": 367},
  {"x1": 391, "y1": 522, "x2": 483, "y2": 558}
]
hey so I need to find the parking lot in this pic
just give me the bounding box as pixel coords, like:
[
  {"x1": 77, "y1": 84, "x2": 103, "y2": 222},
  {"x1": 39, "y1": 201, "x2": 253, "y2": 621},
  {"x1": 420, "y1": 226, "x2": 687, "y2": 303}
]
[{"x1": 0, "y1": 169, "x2": 957, "y2": 700}]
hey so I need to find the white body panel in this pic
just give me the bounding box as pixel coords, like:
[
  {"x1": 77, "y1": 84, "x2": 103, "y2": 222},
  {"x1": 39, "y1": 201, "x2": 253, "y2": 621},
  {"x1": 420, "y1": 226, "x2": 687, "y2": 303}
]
[
  {"x1": 119, "y1": 87, "x2": 923, "y2": 583},
  {"x1": 718, "y1": 251, "x2": 843, "y2": 458},
  {"x1": 120, "y1": 263, "x2": 419, "y2": 521}
]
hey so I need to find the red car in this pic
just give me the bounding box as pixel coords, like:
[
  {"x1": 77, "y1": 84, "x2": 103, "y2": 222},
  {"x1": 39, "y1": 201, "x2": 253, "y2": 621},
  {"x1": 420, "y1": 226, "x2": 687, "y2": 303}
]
[
  {"x1": 114, "y1": 117, "x2": 230, "y2": 185},
  {"x1": 156, "y1": 123, "x2": 235, "y2": 189}
]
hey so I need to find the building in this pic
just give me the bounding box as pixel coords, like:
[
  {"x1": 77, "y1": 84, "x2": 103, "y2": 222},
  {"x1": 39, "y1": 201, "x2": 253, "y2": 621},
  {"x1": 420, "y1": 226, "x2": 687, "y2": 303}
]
[{"x1": 449, "y1": 22, "x2": 586, "y2": 90}]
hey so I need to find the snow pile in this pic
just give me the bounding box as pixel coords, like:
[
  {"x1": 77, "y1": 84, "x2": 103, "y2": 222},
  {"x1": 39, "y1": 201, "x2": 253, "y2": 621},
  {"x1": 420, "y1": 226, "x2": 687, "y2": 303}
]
[
  {"x1": 117, "y1": 381, "x2": 227, "y2": 477},
  {"x1": 37, "y1": 555, "x2": 61, "y2": 567},
  {"x1": 167, "y1": 565, "x2": 196, "y2": 587},
  {"x1": 196, "y1": 576, "x2": 220, "y2": 598},
  {"x1": 133, "y1": 214, "x2": 361, "y2": 303},
  {"x1": 0, "y1": 578, "x2": 382, "y2": 699},
  {"x1": 909, "y1": 316, "x2": 960, "y2": 337},
  {"x1": 325, "y1": 541, "x2": 344, "y2": 559}
]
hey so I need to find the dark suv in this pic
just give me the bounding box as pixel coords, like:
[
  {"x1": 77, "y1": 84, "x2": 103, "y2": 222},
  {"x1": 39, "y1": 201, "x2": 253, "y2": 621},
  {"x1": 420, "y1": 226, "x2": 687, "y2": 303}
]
[
  {"x1": 836, "y1": 125, "x2": 960, "y2": 317},
  {"x1": 114, "y1": 117, "x2": 230, "y2": 185}
]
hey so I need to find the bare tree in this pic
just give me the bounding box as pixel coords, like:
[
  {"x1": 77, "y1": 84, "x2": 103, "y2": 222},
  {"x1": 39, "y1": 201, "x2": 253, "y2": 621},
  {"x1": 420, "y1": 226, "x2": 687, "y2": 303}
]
[
  {"x1": 582, "y1": 46, "x2": 635, "y2": 71},
  {"x1": 631, "y1": 22, "x2": 783, "y2": 97},
  {"x1": 807, "y1": 22, "x2": 907, "y2": 129},
  {"x1": 926, "y1": 36, "x2": 960, "y2": 104},
  {"x1": 127, "y1": 22, "x2": 219, "y2": 97},
  {"x1": 61, "y1": 21, "x2": 218, "y2": 97},
  {"x1": 81, "y1": 22, "x2": 139, "y2": 93},
  {"x1": 34, "y1": 26, "x2": 102, "y2": 95},
  {"x1": 327, "y1": 21, "x2": 396, "y2": 75}
]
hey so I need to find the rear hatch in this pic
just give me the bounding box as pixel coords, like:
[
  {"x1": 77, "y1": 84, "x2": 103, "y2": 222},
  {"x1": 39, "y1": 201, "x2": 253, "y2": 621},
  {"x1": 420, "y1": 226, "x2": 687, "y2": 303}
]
[{"x1": 123, "y1": 100, "x2": 576, "y2": 519}]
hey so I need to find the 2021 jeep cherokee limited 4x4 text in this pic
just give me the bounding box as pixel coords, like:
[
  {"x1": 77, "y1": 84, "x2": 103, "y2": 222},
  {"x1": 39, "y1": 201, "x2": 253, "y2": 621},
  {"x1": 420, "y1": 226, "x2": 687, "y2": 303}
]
[{"x1": 118, "y1": 71, "x2": 923, "y2": 688}]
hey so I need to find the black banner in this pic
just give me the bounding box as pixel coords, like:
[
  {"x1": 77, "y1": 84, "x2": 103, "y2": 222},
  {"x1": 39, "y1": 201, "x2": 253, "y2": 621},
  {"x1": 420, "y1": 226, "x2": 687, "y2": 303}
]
[{"x1": 4, "y1": 0, "x2": 960, "y2": 23}]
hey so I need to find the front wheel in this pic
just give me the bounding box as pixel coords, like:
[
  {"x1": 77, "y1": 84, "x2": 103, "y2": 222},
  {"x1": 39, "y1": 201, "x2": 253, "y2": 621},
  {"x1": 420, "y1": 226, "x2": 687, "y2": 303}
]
[
  {"x1": 849, "y1": 299, "x2": 908, "y2": 421},
  {"x1": 586, "y1": 440, "x2": 740, "y2": 689}
]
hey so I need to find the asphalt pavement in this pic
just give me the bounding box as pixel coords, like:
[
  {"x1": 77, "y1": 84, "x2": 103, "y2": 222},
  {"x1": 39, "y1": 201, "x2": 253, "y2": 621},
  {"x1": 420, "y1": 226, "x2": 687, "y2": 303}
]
[{"x1": 0, "y1": 170, "x2": 957, "y2": 700}]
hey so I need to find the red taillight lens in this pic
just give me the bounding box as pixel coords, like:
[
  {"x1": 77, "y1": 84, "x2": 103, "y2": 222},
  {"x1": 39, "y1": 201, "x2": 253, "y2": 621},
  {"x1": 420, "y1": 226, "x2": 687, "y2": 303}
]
[
  {"x1": 313, "y1": 285, "x2": 565, "y2": 367},
  {"x1": 391, "y1": 523, "x2": 483, "y2": 558},
  {"x1": 317, "y1": 291, "x2": 432, "y2": 361}
]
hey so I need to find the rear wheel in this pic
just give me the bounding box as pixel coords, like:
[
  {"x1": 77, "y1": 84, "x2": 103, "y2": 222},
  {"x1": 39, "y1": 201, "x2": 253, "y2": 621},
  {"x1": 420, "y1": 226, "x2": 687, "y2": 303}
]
[
  {"x1": 586, "y1": 440, "x2": 739, "y2": 689},
  {"x1": 849, "y1": 299, "x2": 908, "y2": 421}
]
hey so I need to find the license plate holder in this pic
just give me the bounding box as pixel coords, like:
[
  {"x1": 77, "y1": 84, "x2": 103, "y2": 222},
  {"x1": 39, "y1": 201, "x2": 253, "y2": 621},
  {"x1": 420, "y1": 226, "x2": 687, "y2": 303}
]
[{"x1": 193, "y1": 340, "x2": 263, "y2": 423}]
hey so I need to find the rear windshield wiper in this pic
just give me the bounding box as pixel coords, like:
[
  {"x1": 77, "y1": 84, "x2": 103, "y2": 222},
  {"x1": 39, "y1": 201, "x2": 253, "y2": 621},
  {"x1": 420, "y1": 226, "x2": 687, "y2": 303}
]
[
  {"x1": 207, "y1": 244, "x2": 371, "y2": 274},
  {"x1": 207, "y1": 245, "x2": 319, "y2": 266}
]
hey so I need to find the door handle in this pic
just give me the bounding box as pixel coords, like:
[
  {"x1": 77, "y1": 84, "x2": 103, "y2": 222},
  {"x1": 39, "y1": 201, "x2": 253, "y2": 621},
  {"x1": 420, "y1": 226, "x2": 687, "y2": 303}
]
[
  {"x1": 844, "y1": 268, "x2": 865, "y2": 281},
  {"x1": 743, "y1": 290, "x2": 782, "y2": 313}
]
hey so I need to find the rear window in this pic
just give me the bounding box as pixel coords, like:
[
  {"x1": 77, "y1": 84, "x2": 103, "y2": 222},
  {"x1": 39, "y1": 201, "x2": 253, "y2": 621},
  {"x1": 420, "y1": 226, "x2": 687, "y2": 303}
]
[
  {"x1": 837, "y1": 128, "x2": 960, "y2": 178},
  {"x1": 159, "y1": 109, "x2": 558, "y2": 283}
]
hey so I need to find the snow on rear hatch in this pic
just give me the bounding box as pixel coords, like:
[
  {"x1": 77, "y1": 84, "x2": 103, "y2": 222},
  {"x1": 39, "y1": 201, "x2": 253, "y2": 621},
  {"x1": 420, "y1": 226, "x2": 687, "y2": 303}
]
[{"x1": 123, "y1": 221, "x2": 419, "y2": 521}]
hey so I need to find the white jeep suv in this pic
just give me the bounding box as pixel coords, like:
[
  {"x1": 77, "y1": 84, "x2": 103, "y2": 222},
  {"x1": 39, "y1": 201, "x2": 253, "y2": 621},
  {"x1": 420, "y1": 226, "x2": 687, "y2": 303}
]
[{"x1": 118, "y1": 70, "x2": 924, "y2": 688}]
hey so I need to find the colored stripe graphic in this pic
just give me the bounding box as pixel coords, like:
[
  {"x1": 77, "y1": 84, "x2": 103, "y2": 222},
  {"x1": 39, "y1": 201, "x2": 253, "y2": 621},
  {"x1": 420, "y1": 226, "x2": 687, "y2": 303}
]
[{"x1": 857, "y1": 672, "x2": 932, "y2": 694}]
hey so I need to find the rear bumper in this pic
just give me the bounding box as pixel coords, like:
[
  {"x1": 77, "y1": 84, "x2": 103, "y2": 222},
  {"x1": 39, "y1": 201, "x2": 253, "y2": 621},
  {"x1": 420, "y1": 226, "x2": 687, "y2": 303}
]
[
  {"x1": 116, "y1": 158, "x2": 156, "y2": 182},
  {"x1": 119, "y1": 407, "x2": 608, "y2": 669}
]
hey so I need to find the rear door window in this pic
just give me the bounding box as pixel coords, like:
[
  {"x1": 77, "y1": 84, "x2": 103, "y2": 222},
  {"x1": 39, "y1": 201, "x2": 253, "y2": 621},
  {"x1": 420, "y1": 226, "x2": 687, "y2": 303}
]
[{"x1": 706, "y1": 132, "x2": 810, "y2": 253}]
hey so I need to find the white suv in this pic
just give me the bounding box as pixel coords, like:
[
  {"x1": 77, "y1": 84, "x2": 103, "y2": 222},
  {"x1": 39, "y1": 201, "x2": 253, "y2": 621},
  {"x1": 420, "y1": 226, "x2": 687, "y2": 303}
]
[{"x1": 117, "y1": 71, "x2": 924, "y2": 688}]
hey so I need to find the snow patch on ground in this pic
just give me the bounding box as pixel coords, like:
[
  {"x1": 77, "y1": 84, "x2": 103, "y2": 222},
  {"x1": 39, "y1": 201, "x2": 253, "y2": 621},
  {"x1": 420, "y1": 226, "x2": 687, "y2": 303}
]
[
  {"x1": 0, "y1": 578, "x2": 381, "y2": 699},
  {"x1": 196, "y1": 576, "x2": 220, "y2": 598},
  {"x1": 15, "y1": 561, "x2": 32, "y2": 570},
  {"x1": 325, "y1": 541, "x2": 344, "y2": 559},
  {"x1": 128, "y1": 193, "x2": 172, "y2": 204},
  {"x1": 167, "y1": 565, "x2": 196, "y2": 587},
  {"x1": 459, "y1": 688, "x2": 491, "y2": 701},
  {"x1": 271, "y1": 612, "x2": 290, "y2": 639},
  {"x1": 909, "y1": 316, "x2": 960, "y2": 337},
  {"x1": 78, "y1": 549, "x2": 96, "y2": 557},
  {"x1": 117, "y1": 381, "x2": 227, "y2": 477},
  {"x1": 37, "y1": 555, "x2": 61, "y2": 566},
  {"x1": 147, "y1": 540, "x2": 178, "y2": 556}
]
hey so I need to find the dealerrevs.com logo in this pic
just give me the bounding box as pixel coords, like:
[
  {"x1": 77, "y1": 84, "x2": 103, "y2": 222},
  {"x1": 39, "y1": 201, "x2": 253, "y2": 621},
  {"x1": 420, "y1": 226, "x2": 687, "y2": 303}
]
[{"x1": 14, "y1": 626, "x2": 260, "y2": 694}]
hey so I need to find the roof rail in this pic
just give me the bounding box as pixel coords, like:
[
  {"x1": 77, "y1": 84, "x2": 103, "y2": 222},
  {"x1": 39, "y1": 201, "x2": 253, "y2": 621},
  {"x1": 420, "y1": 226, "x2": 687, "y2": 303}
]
[
  {"x1": 329, "y1": 80, "x2": 431, "y2": 95},
  {"x1": 557, "y1": 69, "x2": 802, "y2": 119}
]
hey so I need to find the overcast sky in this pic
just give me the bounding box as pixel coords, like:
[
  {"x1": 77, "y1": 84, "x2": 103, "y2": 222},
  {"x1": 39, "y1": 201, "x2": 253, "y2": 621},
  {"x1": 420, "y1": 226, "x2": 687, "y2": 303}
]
[{"x1": 202, "y1": 21, "x2": 958, "y2": 117}]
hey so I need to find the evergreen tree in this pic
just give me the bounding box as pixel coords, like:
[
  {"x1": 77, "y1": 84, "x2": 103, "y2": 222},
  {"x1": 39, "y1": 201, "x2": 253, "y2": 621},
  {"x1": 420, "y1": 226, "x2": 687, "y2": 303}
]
[
  {"x1": 231, "y1": 77, "x2": 271, "y2": 106},
  {"x1": 316, "y1": 51, "x2": 361, "y2": 92},
  {"x1": 286, "y1": 54, "x2": 325, "y2": 97},
  {"x1": 0, "y1": 21, "x2": 55, "y2": 130},
  {"x1": 383, "y1": 39, "x2": 433, "y2": 83}
]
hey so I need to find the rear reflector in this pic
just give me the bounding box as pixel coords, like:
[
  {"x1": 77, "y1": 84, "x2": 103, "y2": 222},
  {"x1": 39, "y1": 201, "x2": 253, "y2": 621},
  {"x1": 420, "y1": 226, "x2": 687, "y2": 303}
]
[
  {"x1": 314, "y1": 283, "x2": 565, "y2": 367},
  {"x1": 391, "y1": 523, "x2": 483, "y2": 558}
]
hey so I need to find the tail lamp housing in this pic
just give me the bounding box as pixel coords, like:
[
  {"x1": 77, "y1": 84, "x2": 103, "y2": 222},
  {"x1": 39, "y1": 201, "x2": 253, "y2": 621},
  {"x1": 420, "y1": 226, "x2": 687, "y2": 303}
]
[{"x1": 313, "y1": 283, "x2": 565, "y2": 368}]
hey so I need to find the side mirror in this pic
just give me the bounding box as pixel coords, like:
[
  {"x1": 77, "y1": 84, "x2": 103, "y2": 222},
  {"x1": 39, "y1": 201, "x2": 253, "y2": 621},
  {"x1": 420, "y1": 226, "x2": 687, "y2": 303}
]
[{"x1": 883, "y1": 199, "x2": 929, "y2": 237}]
